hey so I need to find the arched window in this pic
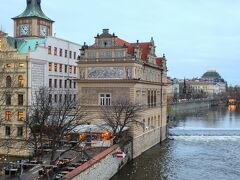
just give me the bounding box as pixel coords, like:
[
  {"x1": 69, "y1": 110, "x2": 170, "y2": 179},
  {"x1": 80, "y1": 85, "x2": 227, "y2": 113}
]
[
  {"x1": 18, "y1": 75, "x2": 24, "y2": 87},
  {"x1": 6, "y1": 76, "x2": 12, "y2": 88}
]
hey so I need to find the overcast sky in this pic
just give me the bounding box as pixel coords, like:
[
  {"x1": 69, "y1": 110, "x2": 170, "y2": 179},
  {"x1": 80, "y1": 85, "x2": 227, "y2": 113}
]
[{"x1": 1, "y1": 0, "x2": 240, "y2": 85}]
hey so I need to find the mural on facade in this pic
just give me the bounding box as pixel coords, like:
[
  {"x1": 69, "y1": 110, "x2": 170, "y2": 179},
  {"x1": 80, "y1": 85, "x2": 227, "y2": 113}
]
[{"x1": 87, "y1": 67, "x2": 130, "y2": 79}]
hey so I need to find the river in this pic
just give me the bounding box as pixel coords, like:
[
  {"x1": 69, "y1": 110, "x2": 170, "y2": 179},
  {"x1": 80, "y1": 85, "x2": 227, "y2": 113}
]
[{"x1": 112, "y1": 106, "x2": 240, "y2": 180}]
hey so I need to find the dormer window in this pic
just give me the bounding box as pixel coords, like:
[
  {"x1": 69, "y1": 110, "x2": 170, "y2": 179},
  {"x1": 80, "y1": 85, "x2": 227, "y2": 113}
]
[{"x1": 104, "y1": 41, "x2": 107, "y2": 47}]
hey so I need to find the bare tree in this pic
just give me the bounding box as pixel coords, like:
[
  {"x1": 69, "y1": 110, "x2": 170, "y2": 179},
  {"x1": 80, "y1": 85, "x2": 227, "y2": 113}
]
[
  {"x1": 26, "y1": 87, "x2": 88, "y2": 165},
  {"x1": 100, "y1": 99, "x2": 143, "y2": 141}
]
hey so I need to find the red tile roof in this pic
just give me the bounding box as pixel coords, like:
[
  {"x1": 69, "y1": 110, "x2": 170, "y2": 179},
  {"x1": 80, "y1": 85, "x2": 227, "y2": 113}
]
[
  {"x1": 115, "y1": 38, "x2": 165, "y2": 67},
  {"x1": 115, "y1": 38, "x2": 152, "y2": 60},
  {"x1": 115, "y1": 38, "x2": 134, "y2": 55},
  {"x1": 131, "y1": 42, "x2": 151, "y2": 60}
]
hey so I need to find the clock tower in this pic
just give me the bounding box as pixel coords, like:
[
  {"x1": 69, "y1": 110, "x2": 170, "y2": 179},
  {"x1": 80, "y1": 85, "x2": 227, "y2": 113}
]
[{"x1": 12, "y1": 0, "x2": 54, "y2": 38}]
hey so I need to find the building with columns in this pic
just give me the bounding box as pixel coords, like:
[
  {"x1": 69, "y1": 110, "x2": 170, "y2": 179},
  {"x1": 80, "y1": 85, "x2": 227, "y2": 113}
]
[
  {"x1": 77, "y1": 29, "x2": 168, "y2": 157},
  {"x1": 0, "y1": 0, "x2": 81, "y2": 156}
]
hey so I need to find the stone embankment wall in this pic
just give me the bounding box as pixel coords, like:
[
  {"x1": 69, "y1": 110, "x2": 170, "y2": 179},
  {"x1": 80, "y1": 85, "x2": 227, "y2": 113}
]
[
  {"x1": 63, "y1": 143, "x2": 132, "y2": 180},
  {"x1": 170, "y1": 100, "x2": 211, "y2": 116},
  {"x1": 133, "y1": 126, "x2": 166, "y2": 158}
]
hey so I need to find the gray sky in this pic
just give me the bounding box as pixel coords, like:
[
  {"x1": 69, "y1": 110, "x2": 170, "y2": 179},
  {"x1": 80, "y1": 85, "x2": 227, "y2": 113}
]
[{"x1": 1, "y1": 0, "x2": 240, "y2": 85}]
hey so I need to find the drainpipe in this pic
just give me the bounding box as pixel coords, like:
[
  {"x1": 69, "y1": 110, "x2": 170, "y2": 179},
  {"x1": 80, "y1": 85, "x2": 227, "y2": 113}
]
[{"x1": 160, "y1": 69, "x2": 163, "y2": 144}]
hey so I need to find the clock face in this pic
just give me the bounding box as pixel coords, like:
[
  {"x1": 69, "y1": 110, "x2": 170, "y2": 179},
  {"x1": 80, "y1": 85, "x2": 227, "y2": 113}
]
[
  {"x1": 20, "y1": 25, "x2": 29, "y2": 36},
  {"x1": 40, "y1": 25, "x2": 47, "y2": 37}
]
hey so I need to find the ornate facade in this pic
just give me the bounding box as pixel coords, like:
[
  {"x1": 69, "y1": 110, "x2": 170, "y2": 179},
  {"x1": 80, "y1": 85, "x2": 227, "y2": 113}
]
[{"x1": 77, "y1": 29, "x2": 168, "y2": 157}]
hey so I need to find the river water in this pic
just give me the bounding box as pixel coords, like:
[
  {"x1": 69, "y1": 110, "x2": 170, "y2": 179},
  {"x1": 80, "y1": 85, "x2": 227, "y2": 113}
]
[{"x1": 112, "y1": 106, "x2": 240, "y2": 180}]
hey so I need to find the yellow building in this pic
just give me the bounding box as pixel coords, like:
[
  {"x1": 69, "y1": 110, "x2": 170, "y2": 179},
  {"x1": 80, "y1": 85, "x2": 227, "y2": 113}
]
[{"x1": 77, "y1": 29, "x2": 168, "y2": 158}]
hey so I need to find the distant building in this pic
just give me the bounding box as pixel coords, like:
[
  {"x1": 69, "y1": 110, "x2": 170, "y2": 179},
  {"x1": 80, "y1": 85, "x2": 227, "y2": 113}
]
[
  {"x1": 202, "y1": 70, "x2": 225, "y2": 83},
  {"x1": 171, "y1": 70, "x2": 227, "y2": 100},
  {"x1": 0, "y1": 0, "x2": 81, "y2": 156},
  {"x1": 77, "y1": 29, "x2": 168, "y2": 158},
  {"x1": 167, "y1": 78, "x2": 180, "y2": 102}
]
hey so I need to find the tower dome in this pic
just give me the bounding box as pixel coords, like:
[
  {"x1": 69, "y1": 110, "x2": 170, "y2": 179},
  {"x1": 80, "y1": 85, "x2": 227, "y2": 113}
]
[
  {"x1": 202, "y1": 70, "x2": 222, "y2": 81},
  {"x1": 13, "y1": 0, "x2": 54, "y2": 22}
]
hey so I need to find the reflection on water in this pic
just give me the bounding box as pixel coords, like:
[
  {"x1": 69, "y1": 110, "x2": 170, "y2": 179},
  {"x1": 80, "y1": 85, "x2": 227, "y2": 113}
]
[
  {"x1": 228, "y1": 105, "x2": 237, "y2": 112},
  {"x1": 112, "y1": 106, "x2": 240, "y2": 180},
  {"x1": 173, "y1": 106, "x2": 240, "y2": 129}
]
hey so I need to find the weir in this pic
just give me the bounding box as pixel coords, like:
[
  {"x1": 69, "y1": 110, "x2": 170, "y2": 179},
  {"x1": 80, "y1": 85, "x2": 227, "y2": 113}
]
[{"x1": 169, "y1": 128, "x2": 240, "y2": 136}]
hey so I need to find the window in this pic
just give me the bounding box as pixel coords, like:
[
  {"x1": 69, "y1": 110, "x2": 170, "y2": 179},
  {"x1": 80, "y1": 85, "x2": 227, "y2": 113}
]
[
  {"x1": 54, "y1": 63, "x2": 58, "y2": 72},
  {"x1": 88, "y1": 52, "x2": 96, "y2": 59},
  {"x1": 6, "y1": 94, "x2": 11, "y2": 106},
  {"x1": 106, "y1": 94, "x2": 111, "y2": 105},
  {"x1": 154, "y1": 91, "x2": 156, "y2": 107},
  {"x1": 18, "y1": 75, "x2": 24, "y2": 87},
  {"x1": 59, "y1": 79, "x2": 62, "y2": 88},
  {"x1": 65, "y1": 50, "x2": 68, "y2": 58},
  {"x1": 99, "y1": 51, "x2": 112, "y2": 59},
  {"x1": 151, "y1": 117, "x2": 153, "y2": 128},
  {"x1": 59, "y1": 64, "x2": 63, "y2": 72},
  {"x1": 17, "y1": 127, "x2": 23, "y2": 137},
  {"x1": 151, "y1": 91, "x2": 153, "y2": 107},
  {"x1": 18, "y1": 94, "x2": 24, "y2": 106},
  {"x1": 100, "y1": 94, "x2": 105, "y2": 106},
  {"x1": 54, "y1": 94, "x2": 57, "y2": 103},
  {"x1": 69, "y1": 94, "x2": 72, "y2": 101},
  {"x1": 74, "y1": 66, "x2": 76, "y2": 74},
  {"x1": 64, "y1": 80, "x2": 67, "y2": 88},
  {"x1": 19, "y1": 63, "x2": 24, "y2": 67},
  {"x1": 59, "y1": 94, "x2": 62, "y2": 103},
  {"x1": 69, "y1": 51, "x2": 72, "y2": 59},
  {"x1": 65, "y1": 65, "x2": 68, "y2": 73},
  {"x1": 5, "y1": 111, "x2": 11, "y2": 121},
  {"x1": 5, "y1": 126, "x2": 11, "y2": 136},
  {"x1": 49, "y1": 79, "x2": 52, "y2": 88},
  {"x1": 74, "y1": 52, "x2": 76, "y2": 59},
  {"x1": 18, "y1": 112, "x2": 24, "y2": 121},
  {"x1": 49, "y1": 63, "x2": 52, "y2": 71},
  {"x1": 158, "y1": 115, "x2": 160, "y2": 127},
  {"x1": 73, "y1": 94, "x2": 76, "y2": 102},
  {"x1": 54, "y1": 79, "x2": 57, "y2": 88},
  {"x1": 6, "y1": 64, "x2": 12, "y2": 68},
  {"x1": 54, "y1": 47, "x2": 57, "y2": 55},
  {"x1": 69, "y1": 80, "x2": 72, "y2": 88},
  {"x1": 74, "y1": 82, "x2": 76, "y2": 89},
  {"x1": 6, "y1": 76, "x2": 12, "y2": 88},
  {"x1": 115, "y1": 50, "x2": 124, "y2": 58},
  {"x1": 99, "y1": 94, "x2": 111, "y2": 106},
  {"x1": 49, "y1": 94, "x2": 52, "y2": 103},
  {"x1": 48, "y1": 46, "x2": 51, "y2": 54},
  {"x1": 148, "y1": 90, "x2": 151, "y2": 108},
  {"x1": 69, "y1": 66, "x2": 72, "y2": 73},
  {"x1": 59, "y1": 48, "x2": 63, "y2": 57},
  {"x1": 64, "y1": 94, "x2": 67, "y2": 102}
]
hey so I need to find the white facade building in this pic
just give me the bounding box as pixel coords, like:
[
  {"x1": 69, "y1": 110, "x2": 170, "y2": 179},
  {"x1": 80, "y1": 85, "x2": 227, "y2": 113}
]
[{"x1": 28, "y1": 36, "x2": 81, "y2": 104}]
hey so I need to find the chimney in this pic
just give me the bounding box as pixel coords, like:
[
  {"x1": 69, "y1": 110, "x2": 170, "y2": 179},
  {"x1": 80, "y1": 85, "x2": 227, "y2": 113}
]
[{"x1": 103, "y1": 29, "x2": 109, "y2": 34}]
